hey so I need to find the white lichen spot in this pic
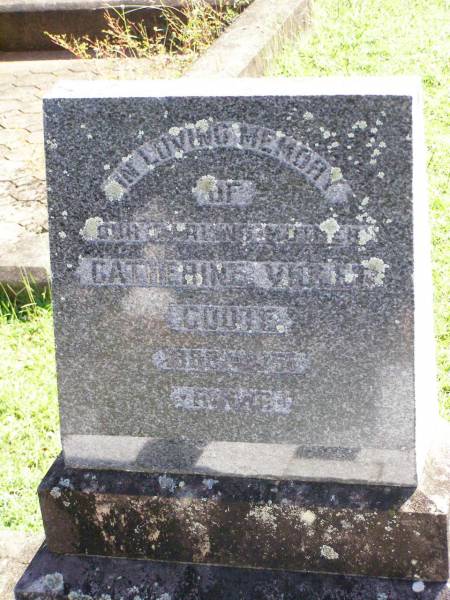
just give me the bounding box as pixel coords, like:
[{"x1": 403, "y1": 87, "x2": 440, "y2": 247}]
[
  {"x1": 193, "y1": 139, "x2": 201, "y2": 147},
  {"x1": 412, "y1": 581, "x2": 425, "y2": 593},
  {"x1": 347, "y1": 132, "x2": 355, "y2": 138},
  {"x1": 50, "y1": 487, "x2": 61, "y2": 499},
  {"x1": 103, "y1": 164, "x2": 110, "y2": 170},
  {"x1": 169, "y1": 126, "x2": 181, "y2": 137},
  {"x1": 300, "y1": 510, "x2": 316, "y2": 526},
  {"x1": 185, "y1": 122, "x2": 195, "y2": 129},
  {"x1": 355, "y1": 120, "x2": 367, "y2": 130},
  {"x1": 372, "y1": 148, "x2": 381, "y2": 157},
  {"x1": 164, "y1": 110, "x2": 169, "y2": 119},
  {"x1": 174, "y1": 150, "x2": 184, "y2": 159},
  {"x1": 203, "y1": 478, "x2": 219, "y2": 490},
  {"x1": 156, "y1": 594, "x2": 171, "y2": 600},
  {"x1": 58, "y1": 231, "x2": 67, "y2": 240},
  {"x1": 344, "y1": 271, "x2": 358, "y2": 284},
  {"x1": 196, "y1": 119, "x2": 210, "y2": 133},
  {"x1": 330, "y1": 167, "x2": 343, "y2": 183},
  {"x1": 195, "y1": 273, "x2": 203, "y2": 285},
  {"x1": 322, "y1": 130, "x2": 331, "y2": 139},
  {"x1": 362, "y1": 257, "x2": 389, "y2": 286},
  {"x1": 330, "y1": 141, "x2": 340, "y2": 148},
  {"x1": 46, "y1": 138, "x2": 58, "y2": 150},
  {"x1": 121, "y1": 154, "x2": 131, "y2": 163},
  {"x1": 303, "y1": 111, "x2": 314, "y2": 121},
  {"x1": 361, "y1": 196, "x2": 369, "y2": 206},
  {"x1": 319, "y1": 217, "x2": 340, "y2": 243},
  {"x1": 104, "y1": 179, "x2": 125, "y2": 202},
  {"x1": 176, "y1": 223, "x2": 186, "y2": 232},
  {"x1": 185, "y1": 274, "x2": 194, "y2": 285},
  {"x1": 86, "y1": 133, "x2": 93, "y2": 140},
  {"x1": 377, "y1": 171, "x2": 385, "y2": 179},
  {"x1": 358, "y1": 226, "x2": 377, "y2": 246},
  {"x1": 377, "y1": 594, "x2": 388, "y2": 600},
  {"x1": 320, "y1": 545, "x2": 339, "y2": 560},
  {"x1": 370, "y1": 159, "x2": 377, "y2": 165},
  {"x1": 158, "y1": 474, "x2": 176, "y2": 492},
  {"x1": 276, "y1": 130, "x2": 285, "y2": 138},
  {"x1": 194, "y1": 175, "x2": 217, "y2": 194},
  {"x1": 379, "y1": 141, "x2": 387, "y2": 148},
  {"x1": 43, "y1": 573, "x2": 64, "y2": 592},
  {"x1": 80, "y1": 216, "x2": 103, "y2": 241},
  {"x1": 80, "y1": 124, "x2": 86, "y2": 129},
  {"x1": 276, "y1": 324, "x2": 285, "y2": 334},
  {"x1": 376, "y1": 119, "x2": 383, "y2": 126},
  {"x1": 370, "y1": 127, "x2": 378, "y2": 133},
  {"x1": 137, "y1": 130, "x2": 144, "y2": 138}
]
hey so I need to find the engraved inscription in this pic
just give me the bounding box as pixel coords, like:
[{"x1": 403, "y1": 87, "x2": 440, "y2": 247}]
[
  {"x1": 153, "y1": 348, "x2": 308, "y2": 374},
  {"x1": 103, "y1": 121, "x2": 353, "y2": 205},
  {"x1": 93, "y1": 221, "x2": 368, "y2": 246},
  {"x1": 192, "y1": 177, "x2": 256, "y2": 207},
  {"x1": 170, "y1": 386, "x2": 293, "y2": 415},
  {"x1": 77, "y1": 258, "x2": 366, "y2": 290},
  {"x1": 167, "y1": 304, "x2": 291, "y2": 334}
]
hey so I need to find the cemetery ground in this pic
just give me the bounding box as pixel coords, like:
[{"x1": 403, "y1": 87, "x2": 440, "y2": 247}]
[{"x1": 0, "y1": 0, "x2": 448, "y2": 559}]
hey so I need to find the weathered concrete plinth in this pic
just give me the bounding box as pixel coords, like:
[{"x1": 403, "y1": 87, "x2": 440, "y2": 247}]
[
  {"x1": 14, "y1": 544, "x2": 450, "y2": 600},
  {"x1": 15, "y1": 421, "x2": 450, "y2": 598},
  {"x1": 36, "y1": 444, "x2": 450, "y2": 583}
]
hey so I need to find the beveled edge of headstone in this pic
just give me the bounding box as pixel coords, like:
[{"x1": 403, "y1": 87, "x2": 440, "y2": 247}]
[{"x1": 43, "y1": 75, "x2": 422, "y2": 100}]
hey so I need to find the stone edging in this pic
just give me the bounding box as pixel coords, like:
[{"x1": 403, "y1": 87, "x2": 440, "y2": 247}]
[{"x1": 187, "y1": 0, "x2": 311, "y2": 78}]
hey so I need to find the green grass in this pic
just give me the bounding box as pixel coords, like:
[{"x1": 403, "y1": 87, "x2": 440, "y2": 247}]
[
  {"x1": 0, "y1": 284, "x2": 59, "y2": 531},
  {"x1": 268, "y1": 0, "x2": 450, "y2": 419}
]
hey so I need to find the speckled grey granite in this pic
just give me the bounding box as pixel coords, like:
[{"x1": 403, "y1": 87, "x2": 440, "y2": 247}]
[
  {"x1": 43, "y1": 77, "x2": 436, "y2": 486},
  {"x1": 14, "y1": 545, "x2": 450, "y2": 600}
]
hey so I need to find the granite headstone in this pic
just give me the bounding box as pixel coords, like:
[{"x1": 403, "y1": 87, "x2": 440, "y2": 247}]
[{"x1": 43, "y1": 77, "x2": 436, "y2": 486}]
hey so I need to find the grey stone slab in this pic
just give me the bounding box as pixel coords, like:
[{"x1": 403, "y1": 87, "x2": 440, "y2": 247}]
[
  {"x1": 43, "y1": 77, "x2": 436, "y2": 486},
  {"x1": 14, "y1": 545, "x2": 450, "y2": 600},
  {"x1": 38, "y1": 420, "x2": 450, "y2": 579}
]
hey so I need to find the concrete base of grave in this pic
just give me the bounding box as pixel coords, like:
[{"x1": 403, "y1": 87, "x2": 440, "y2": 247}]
[
  {"x1": 14, "y1": 544, "x2": 450, "y2": 600},
  {"x1": 34, "y1": 421, "x2": 450, "y2": 582}
]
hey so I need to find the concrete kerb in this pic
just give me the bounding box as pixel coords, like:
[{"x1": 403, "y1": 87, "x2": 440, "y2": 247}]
[
  {"x1": 186, "y1": 0, "x2": 311, "y2": 78},
  {"x1": 0, "y1": 0, "x2": 310, "y2": 291}
]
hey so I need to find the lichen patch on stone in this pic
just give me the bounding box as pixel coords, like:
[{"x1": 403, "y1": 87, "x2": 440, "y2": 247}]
[
  {"x1": 362, "y1": 257, "x2": 389, "y2": 286},
  {"x1": 320, "y1": 545, "x2": 339, "y2": 560},
  {"x1": 104, "y1": 179, "x2": 125, "y2": 202},
  {"x1": 80, "y1": 217, "x2": 103, "y2": 241},
  {"x1": 319, "y1": 217, "x2": 340, "y2": 243},
  {"x1": 193, "y1": 175, "x2": 218, "y2": 195}
]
